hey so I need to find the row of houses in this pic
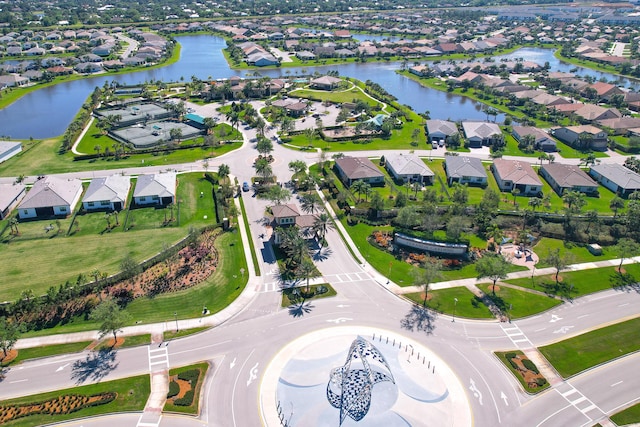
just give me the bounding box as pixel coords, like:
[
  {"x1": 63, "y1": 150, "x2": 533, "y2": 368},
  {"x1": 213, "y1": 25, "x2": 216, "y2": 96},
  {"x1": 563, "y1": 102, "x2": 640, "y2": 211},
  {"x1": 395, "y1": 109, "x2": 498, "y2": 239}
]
[
  {"x1": 0, "y1": 173, "x2": 177, "y2": 221},
  {"x1": 332, "y1": 154, "x2": 640, "y2": 200}
]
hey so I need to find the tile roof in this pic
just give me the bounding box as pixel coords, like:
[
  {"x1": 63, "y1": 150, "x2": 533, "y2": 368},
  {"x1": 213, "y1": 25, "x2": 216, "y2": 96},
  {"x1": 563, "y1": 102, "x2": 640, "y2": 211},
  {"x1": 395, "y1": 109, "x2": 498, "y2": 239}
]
[
  {"x1": 590, "y1": 164, "x2": 640, "y2": 191},
  {"x1": 444, "y1": 156, "x2": 487, "y2": 179},
  {"x1": 492, "y1": 159, "x2": 542, "y2": 186},
  {"x1": 335, "y1": 157, "x2": 384, "y2": 180},
  {"x1": 385, "y1": 153, "x2": 434, "y2": 177},
  {"x1": 541, "y1": 163, "x2": 597, "y2": 188}
]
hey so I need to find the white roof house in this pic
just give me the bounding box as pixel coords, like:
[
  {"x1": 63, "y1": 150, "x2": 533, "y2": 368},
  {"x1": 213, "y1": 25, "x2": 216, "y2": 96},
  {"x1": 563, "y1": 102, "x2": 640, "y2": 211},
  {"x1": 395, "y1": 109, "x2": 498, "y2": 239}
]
[
  {"x1": 18, "y1": 176, "x2": 83, "y2": 219},
  {"x1": 133, "y1": 173, "x2": 176, "y2": 206},
  {"x1": 384, "y1": 153, "x2": 434, "y2": 184},
  {"x1": 82, "y1": 175, "x2": 131, "y2": 211},
  {"x1": 0, "y1": 183, "x2": 26, "y2": 219},
  {"x1": 461, "y1": 121, "x2": 502, "y2": 148}
]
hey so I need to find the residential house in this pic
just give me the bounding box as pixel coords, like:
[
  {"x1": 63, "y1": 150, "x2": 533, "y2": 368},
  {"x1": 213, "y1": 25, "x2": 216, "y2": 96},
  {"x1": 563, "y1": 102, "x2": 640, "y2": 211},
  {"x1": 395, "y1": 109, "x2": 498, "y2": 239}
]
[
  {"x1": 587, "y1": 81, "x2": 624, "y2": 102},
  {"x1": 133, "y1": 173, "x2": 176, "y2": 206},
  {"x1": 573, "y1": 104, "x2": 621, "y2": 122},
  {"x1": 512, "y1": 126, "x2": 557, "y2": 152},
  {"x1": 0, "y1": 141, "x2": 22, "y2": 163},
  {"x1": 552, "y1": 125, "x2": 608, "y2": 151},
  {"x1": 539, "y1": 163, "x2": 599, "y2": 196},
  {"x1": 310, "y1": 75, "x2": 342, "y2": 90},
  {"x1": 461, "y1": 121, "x2": 502, "y2": 148},
  {"x1": 491, "y1": 159, "x2": 542, "y2": 196},
  {"x1": 443, "y1": 156, "x2": 487, "y2": 186},
  {"x1": 589, "y1": 163, "x2": 640, "y2": 198},
  {"x1": 0, "y1": 74, "x2": 28, "y2": 87},
  {"x1": 18, "y1": 176, "x2": 83, "y2": 219},
  {"x1": 270, "y1": 203, "x2": 317, "y2": 244},
  {"x1": 384, "y1": 153, "x2": 434, "y2": 185},
  {"x1": 82, "y1": 175, "x2": 131, "y2": 211},
  {"x1": 0, "y1": 183, "x2": 26, "y2": 219},
  {"x1": 334, "y1": 157, "x2": 385, "y2": 187},
  {"x1": 596, "y1": 117, "x2": 640, "y2": 135},
  {"x1": 426, "y1": 120, "x2": 458, "y2": 143}
]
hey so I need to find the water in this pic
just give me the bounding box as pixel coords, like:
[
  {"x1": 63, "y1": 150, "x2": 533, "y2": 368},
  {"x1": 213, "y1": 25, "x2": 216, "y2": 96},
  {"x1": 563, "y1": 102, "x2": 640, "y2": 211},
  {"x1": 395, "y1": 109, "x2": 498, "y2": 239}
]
[{"x1": 0, "y1": 37, "x2": 637, "y2": 139}]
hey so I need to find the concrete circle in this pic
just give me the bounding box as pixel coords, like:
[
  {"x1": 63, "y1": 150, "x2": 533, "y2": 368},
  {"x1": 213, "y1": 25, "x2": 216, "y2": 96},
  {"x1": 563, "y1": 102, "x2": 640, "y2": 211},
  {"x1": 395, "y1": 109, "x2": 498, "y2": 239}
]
[{"x1": 260, "y1": 326, "x2": 472, "y2": 427}]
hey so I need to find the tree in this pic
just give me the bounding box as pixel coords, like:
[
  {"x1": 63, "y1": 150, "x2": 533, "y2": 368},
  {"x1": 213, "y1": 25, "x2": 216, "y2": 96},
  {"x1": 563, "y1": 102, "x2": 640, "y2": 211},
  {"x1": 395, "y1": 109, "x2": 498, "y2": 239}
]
[
  {"x1": 256, "y1": 137, "x2": 273, "y2": 156},
  {"x1": 350, "y1": 180, "x2": 368, "y2": 203},
  {"x1": 411, "y1": 259, "x2": 443, "y2": 306},
  {"x1": 218, "y1": 164, "x2": 230, "y2": 182},
  {"x1": 562, "y1": 190, "x2": 586, "y2": 213},
  {"x1": 451, "y1": 182, "x2": 469, "y2": 212},
  {"x1": 528, "y1": 197, "x2": 542, "y2": 212},
  {"x1": 0, "y1": 317, "x2": 22, "y2": 359},
  {"x1": 615, "y1": 238, "x2": 639, "y2": 273},
  {"x1": 446, "y1": 216, "x2": 465, "y2": 241},
  {"x1": 90, "y1": 300, "x2": 131, "y2": 344},
  {"x1": 511, "y1": 188, "x2": 521, "y2": 206},
  {"x1": 610, "y1": 196, "x2": 625, "y2": 218},
  {"x1": 300, "y1": 192, "x2": 323, "y2": 214},
  {"x1": 296, "y1": 257, "x2": 320, "y2": 294},
  {"x1": 475, "y1": 253, "x2": 511, "y2": 295},
  {"x1": 543, "y1": 248, "x2": 574, "y2": 288},
  {"x1": 120, "y1": 253, "x2": 142, "y2": 280},
  {"x1": 264, "y1": 185, "x2": 291, "y2": 205},
  {"x1": 480, "y1": 188, "x2": 500, "y2": 211},
  {"x1": 169, "y1": 127, "x2": 183, "y2": 142},
  {"x1": 254, "y1": 157, "x2": 273, "y2": 181},
  {"x1": 288, "y1": 160, "x2": 307, "y2": 176},
  {"x1": 313, "y1": 212, "x2": 334, "y2": 245}
]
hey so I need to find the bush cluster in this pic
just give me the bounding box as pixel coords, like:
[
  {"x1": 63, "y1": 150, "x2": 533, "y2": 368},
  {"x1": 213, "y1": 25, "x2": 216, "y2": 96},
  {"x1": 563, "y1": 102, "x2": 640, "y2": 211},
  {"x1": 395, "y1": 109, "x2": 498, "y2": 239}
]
[
  {"x1": 0, "y1": 392, "x2": 116, "y2": 423},
  {"x1": 173, "y1": 390, "x2": 194, "y2": 407},
  {"x1": 177, "y1": 369, "x2": 200, "y2": 385},
  {"x1": 522, "y1": 358, "x2": 540, "y2": 374},
  {"x1": 167, "y1": 381, "x2": 180, "y2": 398}
]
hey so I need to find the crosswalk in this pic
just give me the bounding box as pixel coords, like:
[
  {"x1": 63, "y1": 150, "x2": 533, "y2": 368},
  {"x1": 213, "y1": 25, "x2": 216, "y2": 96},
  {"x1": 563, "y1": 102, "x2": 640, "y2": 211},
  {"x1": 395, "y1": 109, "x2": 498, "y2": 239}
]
[
  {"x1": 555, "y1": 382, "x2": 605, "y2": 421},
  {"x1": 499, "y1": 323, "x2": 534, "y2": 349},
  {"x1": 147, "y1": 346, "x2": 169, "y2": 371},
  {"x1": 257, "y1": 271, "x2": 372, "y2": 293}
]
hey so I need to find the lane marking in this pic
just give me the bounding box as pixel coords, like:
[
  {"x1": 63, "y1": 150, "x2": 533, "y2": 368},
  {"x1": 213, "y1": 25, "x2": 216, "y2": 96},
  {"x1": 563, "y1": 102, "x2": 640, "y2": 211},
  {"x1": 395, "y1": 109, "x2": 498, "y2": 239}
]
[{"x1": 610, "y1": 381, "x2": 623, "y2": 387}]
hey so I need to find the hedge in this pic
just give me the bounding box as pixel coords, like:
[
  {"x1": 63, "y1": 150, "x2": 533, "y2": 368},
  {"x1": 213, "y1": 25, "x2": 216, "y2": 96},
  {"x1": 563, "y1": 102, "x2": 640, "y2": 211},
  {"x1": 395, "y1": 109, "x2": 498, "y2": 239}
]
[
  {"x1": 177, "y1": 369, "x2": 200, "y2": 385},
  {"x1": 167, "y1": 381, "x2": 180, "y2": 398},
  {"x1": 173, "y1": 390, "x2": 194, "y2": 407}
]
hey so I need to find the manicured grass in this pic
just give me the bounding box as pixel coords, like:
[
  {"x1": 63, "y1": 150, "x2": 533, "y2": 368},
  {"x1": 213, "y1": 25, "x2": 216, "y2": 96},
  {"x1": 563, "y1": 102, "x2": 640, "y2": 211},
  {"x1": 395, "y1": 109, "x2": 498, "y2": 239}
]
[
  {"x1": 281, "y1": 283, "x2": 337, "y2": 307},
  {"x1": 478, "y1": 284, "x2": 562, "y2": 319},
  {"x1": 289, "y1": 84, "x2": 379, "y2": 107},
  {"x1": 405, "y1": 286, "x2": 494, "y2": 319},
  {"x1": 163, "y1": 326, "x2": 210, "y2": 341},
  {"x1": 4, "y1": 341, "x2": 92, "y2": 366},
  {"x1": 239, "y1": 193, "x2": 261, "y2": 276},
  {"x1": 611, "y1": 401, "x2": 640, "y2": 426},
  {"x1": 495, "y1": 351, "x2": 550, "y2": 394},
  {"x1": 539, "y1": 317, "x2": 640, "y2": 378},
  {"x1": 94, "y1": 334, "x2": 151, "y2": 351},
  {"x1": 533, "y1": 237, "x2": 620, "y2": 265},
  {"x1": 0, "y1": 374, "x2": 150, "y2": 427},
  {"x1": 164, "y1": 362, "x2": 209, "y2": 414}
]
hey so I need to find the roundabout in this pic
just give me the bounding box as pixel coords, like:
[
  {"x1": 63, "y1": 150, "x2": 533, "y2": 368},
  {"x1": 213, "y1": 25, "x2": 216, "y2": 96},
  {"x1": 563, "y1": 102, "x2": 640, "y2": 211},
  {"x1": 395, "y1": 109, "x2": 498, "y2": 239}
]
[{"x1": 260, "y1": 326, "x2": 472, "y2": 427}]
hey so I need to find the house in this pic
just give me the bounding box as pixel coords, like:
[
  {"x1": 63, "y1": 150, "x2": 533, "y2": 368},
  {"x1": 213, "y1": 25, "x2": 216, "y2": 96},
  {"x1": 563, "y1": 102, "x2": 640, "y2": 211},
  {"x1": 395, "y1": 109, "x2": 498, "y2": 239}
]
[
  {"x1": 443, "y1": 156, "x2": 487, "y2": 186},
  {"x1": 0, "y1": 183, "x2": 26, "y2": 219},
  {"x1": 573, "y1": 104, "x2": 621, "y2": 122},
  {"x1": 0, "y1": 141, "x2": 22, "y2": 163},
  {"x1": 82, "y1": 175, "x2": 131, "y2": 211},
  {"x1": 334, "y1": 157, "x2": 384, "y2": 187},
  {"x1": 461, "y1": 121, "x2": 502, "y2": 148},
  {"x1": 589, "y1": 163, "x2": 640, "y2": 198},
  {"x1": 596, "y1": 117, "x2": 640, "y2": 135},
  {"x1": 512, "y1": 126, "x2": 557, "y2": 152},
  {"x1": 491, "y1": 159, "x2": 543, "y2": 196},
  {"x1": 18, "y1": 176, "x2": 83, "y2": 219},
  {"x1": 539, "y1": 163, "x2": 599, "y2": 196},
  {"x1": 246, "y1": 52, "x2": 279, "y2": 67},
  {"x1": 587, "y1": 81, "x2": 624, "y2": 102},
  {"x1": 552, "y1": 125, "x2": 608, "y2": 151},
  {"x1": 270, "y1": 203, "x2": 317, "y2": 244},
  {"x1": 0, "y1": 74, "x2": 29, "y2": 87},
  {"x1": 384, "y1": 153, "x2": 434, "y2": 185},
  {"x1": 133, "y1": 173, "x2": 176, "y2": 206},
  {"x1": 310, "y1": 75, "x2": 342, "y2": 90},
  {"x1": 426, "y1": 120, "x2": 458, "y2": 143}
]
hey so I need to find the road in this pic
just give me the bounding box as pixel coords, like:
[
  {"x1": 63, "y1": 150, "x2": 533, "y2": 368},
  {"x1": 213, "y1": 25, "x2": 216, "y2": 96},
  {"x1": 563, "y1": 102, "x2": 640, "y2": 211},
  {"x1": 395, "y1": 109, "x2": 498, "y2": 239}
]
[{"x1": 1, "y1": 100, "x2": 639, "y2": 426}]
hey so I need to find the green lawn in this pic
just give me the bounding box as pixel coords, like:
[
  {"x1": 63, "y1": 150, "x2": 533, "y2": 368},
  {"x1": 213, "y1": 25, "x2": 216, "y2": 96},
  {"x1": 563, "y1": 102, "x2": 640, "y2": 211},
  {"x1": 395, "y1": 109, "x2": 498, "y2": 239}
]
[
  {"x1": 478, "y1": 284, "x2": 563, "y2": 318},
  {"x1": 611, "y1": 401, "x2": 640, "y2": 426},
  {"x1": 539, "y1": 317, "x2": 640, "y2": 378},
  {"x1": 405, "y1": 286, "x2": 494, "y2": 319},
  {"x1": 94, "y1": 334, "x2": 151, "y2": 351},
  {"x1": 281, "y1": 283, "x2": 337, "y2": 307},
  {"x1": 163, "y1": 326, "x2": 210, "y2": 341},
  {"x1": 289, "y1": 84, "x2": 380, "y2": 107},
  {"x1": 533, "y1": 237, "x2": 620, "y2": 266},
  {"x1": 0, "y1": 374, "x2": 150, "y2": 427},
  {"x1": 4, "y1": 341, "x2": 92, "y2": 366}
]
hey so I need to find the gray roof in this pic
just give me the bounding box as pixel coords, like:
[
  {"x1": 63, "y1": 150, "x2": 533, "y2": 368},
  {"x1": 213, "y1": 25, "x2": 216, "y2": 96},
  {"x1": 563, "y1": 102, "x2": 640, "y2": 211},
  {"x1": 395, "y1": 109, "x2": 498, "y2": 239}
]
[
  {"x1": 19, "y1": 176, "x2": 82, "y2": 209},
  {"x1": 0, "y1": 183, "x2": 25, "y2": 211},
  {"x1": 83, "y1": 175, "x2": 131, "y2": 204},
  {"x1": 385, "y1": 153, "x2": 434, "y2": 177},
  {"x1": 462, "y1": 121, "x2": 502, "y2": 139},
  {"x1": 444, "y1": 156, "x2": 487, "y2": 179},
  {"x1": 426, "y1": 119, "x2": 458, "y2": 136},
  {"x1": 335, "y1": 157, "x2": 383, "y2": 180},
  {"x1": 590, "y1": 163, "x2": 640, "y2": 191},
  {"x1": 134, "y1": 173, "x2": 176, "y2": 198},
  {"x1": 541, "y1": 163, "x2": 597, "y2": 188}
]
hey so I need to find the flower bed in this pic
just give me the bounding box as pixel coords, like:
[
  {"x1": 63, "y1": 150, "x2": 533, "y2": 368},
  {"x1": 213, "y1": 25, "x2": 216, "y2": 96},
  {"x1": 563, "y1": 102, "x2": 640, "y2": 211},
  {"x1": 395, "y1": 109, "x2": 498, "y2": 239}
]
[{"x1": 0, "y1": 392, "x2": 116, "y2": 423}]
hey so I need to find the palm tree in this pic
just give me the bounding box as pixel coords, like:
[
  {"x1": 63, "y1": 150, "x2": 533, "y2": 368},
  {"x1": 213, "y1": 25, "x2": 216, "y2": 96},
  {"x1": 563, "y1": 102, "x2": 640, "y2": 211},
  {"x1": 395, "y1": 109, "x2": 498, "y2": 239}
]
[
  {"x1": 511, "y1": 188, "x2": 520, "y2": 206},
  {"x1": 300, "y1": 193, "x2": 323, "y2": 214},
  {"x1": 610, "y1": 196, "x2": 625, "y2": 218},
  {"x1": 254, "y1": 157, "x2": 273, "y2": 181},
  {"x1": 528, "y1": 197, "x2": 542, "y2": 212},
  {"x1": 350, "y1": 180, "x2": 367, "y2": 203},
  {"x1": 296, "y1": 258, "x2": 320, "y2": 294},
  {"x1": 218, "y1": 164, "x2": 230, "y2": 182},
  {"x1": 94, "y1": 144, "x2": 102, "y2": 157},
  {"x1": 313, "y1": 213, "x2": 334, "y2": 245}
]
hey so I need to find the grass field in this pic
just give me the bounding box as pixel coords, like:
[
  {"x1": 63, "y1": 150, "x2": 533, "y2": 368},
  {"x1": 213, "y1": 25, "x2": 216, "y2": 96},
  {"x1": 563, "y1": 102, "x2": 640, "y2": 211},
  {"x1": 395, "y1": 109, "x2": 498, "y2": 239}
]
[
  {"x1": 611, "y1": 401, "x2": 640, "y2": 426},
  {"x1": 281, "y1": 283, "x2": 337, "y2": 307},
  {"x1": 539, "y1": 317, "x2": 640, "y2": 378},
  {"x1": 289, "y1": 84, "x2": 380, "y2": 107},
  {"x1": 404, "y1": 286, "x2": 494, "y2": 319},
  {"x1": 478, "y1": 284, "x2": 563, "y2": 318},
  {"x1": 4, "y1": 341, "x2": 92, "y2": 366},
  {"x1": 0, "y1": 374, "x2": 149, "y2": 427},
  {"x1": 533, "y1": 238, "x2": 621, "y2": 266}
]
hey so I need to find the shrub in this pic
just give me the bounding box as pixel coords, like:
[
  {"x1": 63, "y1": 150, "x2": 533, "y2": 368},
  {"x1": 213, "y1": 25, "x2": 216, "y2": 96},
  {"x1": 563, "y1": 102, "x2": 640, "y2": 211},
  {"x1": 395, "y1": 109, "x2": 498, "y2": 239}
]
[
  {"x1": 535, "y1": 378, "x2": 547, "y2": 387},
  {"x1": 316, "y1": 285, "x2": 328, "y2": 295},
  {"x1": 505, "y1": 352, "x2": 517, "y2": 360},
  {"x1": 177, "y1": 369, "x2": 200, "y2": 385},
  {"x1": 522, "y1": 358, "x2": 539, "y2": 374},
  {"x1": 508, "y1": 358, "x2": 519, "y2": 370},
  {"x1": 173, "y1": 390, "x2": 194, "y2": 406},
  {"x1": 167, "y1": 381, "x2": 180, "y2": 398}
]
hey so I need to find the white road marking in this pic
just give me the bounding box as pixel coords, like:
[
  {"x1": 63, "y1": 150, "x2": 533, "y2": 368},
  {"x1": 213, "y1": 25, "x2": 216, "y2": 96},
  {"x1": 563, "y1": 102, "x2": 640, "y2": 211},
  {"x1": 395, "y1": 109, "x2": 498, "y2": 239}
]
[
  {"x1": 55, "y1": 363, "x2": 70, "y2": 372},
  {"x1": 535, "y1": 328, "x2": 547, "y2": 332},
  {"x1": 9, "y1": 379, "x2": 28, "y2": 383},
  {"x1": 500, "y1": 391, "x2": 509, "y2": 406},
  {"x1": 577, "y1": 315, "x2": 589, "y2": 319},
  {"x1": 246, "y1": 363, "x2": 259, "y2": 387},
  {"x1": 326, "y1": 317, "x2": 352, "y2": 324},
  {"x1": 617, "y1": 303, "x2": 630, "y2": 307},
  {"x1": 550, "y1": 314, "x2": 562, "y2": 323},
  {"x1": 553, "y1": 326, "x2": 574, "y2": 334},
  {"x1": 230, "y1": 357, "x2": 237, "y2": 369},
  {"x1": 610, "y1": 381, "x2": 623, "y2": 387},
  {"x1": 469, "y1": 378, "x2": 483, "y2": 405}
]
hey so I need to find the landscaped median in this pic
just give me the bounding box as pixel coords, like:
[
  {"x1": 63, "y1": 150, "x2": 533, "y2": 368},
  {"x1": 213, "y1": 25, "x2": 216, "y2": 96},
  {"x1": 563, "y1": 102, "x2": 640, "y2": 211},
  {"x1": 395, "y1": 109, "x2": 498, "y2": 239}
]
[
  {"x1": 539, "y1": 317, "x2": 640, "y2": 378},
  {"x1": 404, "y1": 287, "x2": 494, "y2": 319},
  {"x1": 0, "y1": 374, "x2": 149, "y2": 426},
  {"x1": 611, "y1": 401, "x2": 640, "y2": 426},
  {"x1": 495, "y1": 351, "x2": 549, "y2": 394},
  {"x1": 164, "y1": 362, "x2": 209, "y2": 414}
]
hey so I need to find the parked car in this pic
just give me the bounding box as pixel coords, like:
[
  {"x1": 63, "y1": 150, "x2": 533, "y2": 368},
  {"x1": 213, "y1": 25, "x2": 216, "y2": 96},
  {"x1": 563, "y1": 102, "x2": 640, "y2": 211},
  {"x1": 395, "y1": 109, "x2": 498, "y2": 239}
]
[{"x1": 242, "y1": 181, "x2": 250, "y2": 192}]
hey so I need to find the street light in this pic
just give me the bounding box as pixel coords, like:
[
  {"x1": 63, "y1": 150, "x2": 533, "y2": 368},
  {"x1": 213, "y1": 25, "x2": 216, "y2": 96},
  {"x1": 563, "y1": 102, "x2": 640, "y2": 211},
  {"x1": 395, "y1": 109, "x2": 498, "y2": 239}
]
[
  {"x1": 531, "y1": 260, "x2": 538, "y2": 288},
  {"x1": 452, "y1": 298, "x2": 458, "y2": 322},
  {"x1": 174, "y1": 311, "x2": 179, "y2": 332}
]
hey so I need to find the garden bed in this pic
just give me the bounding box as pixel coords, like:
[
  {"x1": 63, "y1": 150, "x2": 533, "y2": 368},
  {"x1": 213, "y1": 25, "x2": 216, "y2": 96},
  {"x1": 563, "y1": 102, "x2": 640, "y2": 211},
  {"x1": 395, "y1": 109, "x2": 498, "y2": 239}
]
[
  {"x1": 164, "y1": 362, "x2": 209, "y2": 414},
  {"x1": 495, "y1": 351, "x2": 549, "y2": 394}
]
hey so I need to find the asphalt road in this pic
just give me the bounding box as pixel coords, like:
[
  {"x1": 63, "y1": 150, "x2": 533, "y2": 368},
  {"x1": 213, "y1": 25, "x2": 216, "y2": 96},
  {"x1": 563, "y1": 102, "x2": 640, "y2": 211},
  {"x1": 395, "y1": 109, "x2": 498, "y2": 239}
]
[{"x1": 1, "y1": 101, "x2": 639, "y2": 426}]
